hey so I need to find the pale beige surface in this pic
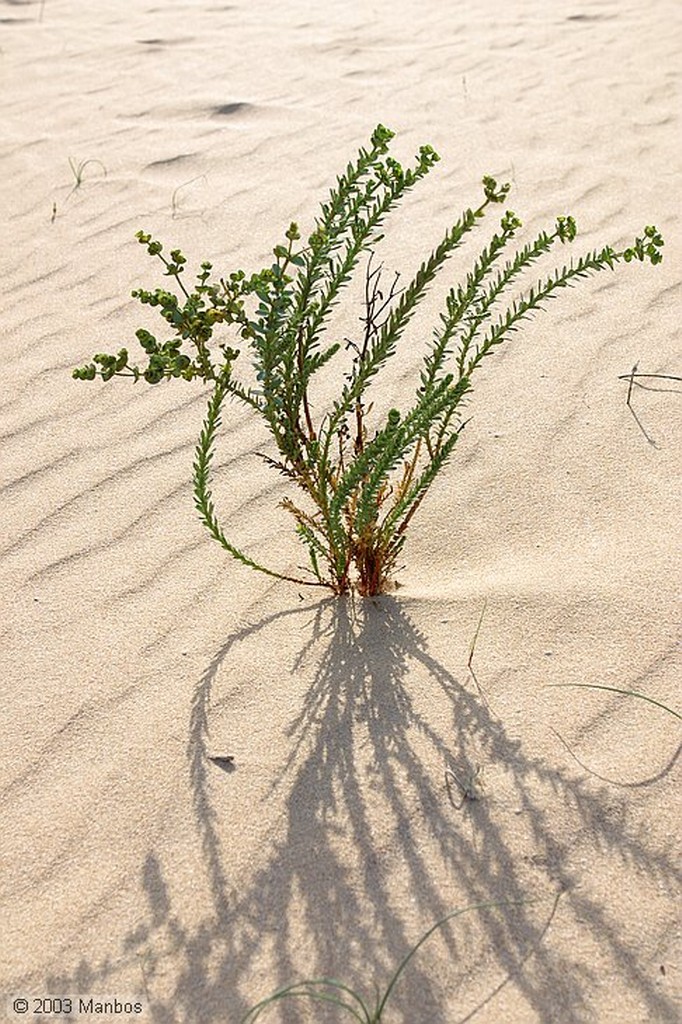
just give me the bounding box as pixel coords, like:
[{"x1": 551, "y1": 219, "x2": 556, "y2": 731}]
[{"x1": 1, "y1": 1, "x2": 681, "y2": 1022}]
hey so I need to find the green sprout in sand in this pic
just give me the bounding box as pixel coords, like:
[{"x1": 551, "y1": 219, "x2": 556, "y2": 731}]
[
  {"x1": 241, "y1": 900, "x2": 528, "y2": 1022},
  {"x1": 74, "y1": 125, "x2": 663, "y2": 597}
]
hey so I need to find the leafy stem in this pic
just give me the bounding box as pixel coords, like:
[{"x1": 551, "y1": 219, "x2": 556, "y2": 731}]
[{"x1": 73, "y1": 126, "x2": 663, "y2": 596}]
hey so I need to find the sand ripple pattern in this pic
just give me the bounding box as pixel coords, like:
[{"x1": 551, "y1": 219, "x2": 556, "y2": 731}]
[{"x1": 1, "y1": 1, "x2": 680, "y2": 1022}]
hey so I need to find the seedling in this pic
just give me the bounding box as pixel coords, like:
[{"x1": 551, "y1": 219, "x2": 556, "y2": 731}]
[
  {"x1": 171, "y1": 174, "x2": 207, "y2": 218},
  {"x1": 467, "y1": 601, "x2": 487, "y2": 672},
  {"x1": 68, "y1": 157, "x2": 107, "y2": 196},
  {"x1": 619, "y1": 368, "x2": 682, "y2": 401},
  {"x1": 445, "y1": 764, "x2": 484, "y2": 809},
  {"x1": 547, "y1": 683, "x2": 680, "y2": 720},
  {"x1": 241, "y1": 899, "x2": 527, "y2": 1022},
  {"x1": 73, "y1": 125, "x2": 663, "y2": 596},
  {"x1": 466, "y1": 599, "x2": 491, "y2": 704}
]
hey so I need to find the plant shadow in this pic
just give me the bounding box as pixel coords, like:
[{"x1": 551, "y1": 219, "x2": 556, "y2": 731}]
[{"x1": 44, "y1": 595, "x2": 679, "y2": 1023}]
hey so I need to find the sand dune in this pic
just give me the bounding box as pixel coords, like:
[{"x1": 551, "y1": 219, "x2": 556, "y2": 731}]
[{"x1": 1, "y1": 1, "x2": 680, "y2": 1021}]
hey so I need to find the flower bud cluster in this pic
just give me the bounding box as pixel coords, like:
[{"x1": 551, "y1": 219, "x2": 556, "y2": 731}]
[
  {"x1": 623, "y1": 225, "x2": 664, "y2": 265},
  {"x1": 556, "y1": 216, "x2": 577, "y2": 243},
  {"x1": 482, "y1": 176, "x2": 511, "y2": 204}
]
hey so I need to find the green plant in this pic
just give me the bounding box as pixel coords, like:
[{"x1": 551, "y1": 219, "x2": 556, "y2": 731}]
[
  {"x1": 445, "y1": 764, "x2": 484, "y2": 809},
  {"x1": 547, "y1": 683, "x2": 680, "y2": 720},
  {"x1": 73, "y1": 125, "x2": 663, "y2": 597},
  {"x1": 68, "y1": 157, "x2": 107, "y2": 195},
  {"x1": 240, "y1": 900, "x2": 526, "y2": 1022},
  {"x1": 171, "y1": 174, "x2": 207, "y2": 218}
]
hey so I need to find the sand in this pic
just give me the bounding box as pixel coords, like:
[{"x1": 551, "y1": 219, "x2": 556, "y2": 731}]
[{"x1": 1, "y1": 0, "x2": 680, "y2": 1021}]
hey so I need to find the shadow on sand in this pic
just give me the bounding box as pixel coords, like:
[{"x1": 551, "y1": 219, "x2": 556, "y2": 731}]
[{"x1": 45, "y1": 595, "x2": 679, "y2": 1023}]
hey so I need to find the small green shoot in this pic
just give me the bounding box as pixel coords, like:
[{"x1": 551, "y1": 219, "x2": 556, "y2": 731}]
[
  {"x1": 546, "y1": 683, "x2": 680, "y2": 720},
  {"x1": 171, "y1": 174, "x2": 207, "y2": 218},
  {"x1": 68, "y1": 157, "x2": 107, "y2": 196},
  {"x1": 467, "y1": 600, "x2": 487, "y2": 671},
  {"x1": 618, "y1": 369, "x2": 682, "y2": 398},
  {"x1": 241, "y1": 899, "x2": 529, "y2": 1022},
  {"x1": 465, "y1": 599, "x2": 490, "y2": 705},
  {"x1": 445, "y1": 764, "x2": 484, "y2": 809},
  {"x1": 618, "y1": 362, "x2": 681, "y2": 445}
]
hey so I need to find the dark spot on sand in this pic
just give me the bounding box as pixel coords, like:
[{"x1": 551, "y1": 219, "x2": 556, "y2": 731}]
[
  {"x1": 211, "y1": 102, "x2": 252, "y2": 118},
  {"x1": 209, "y1": 755, "x2": 236, "y2": 773},
  {"x1": 146, "y1": 153, "x2": 195, "y2": 170},
  {"x1": 566, "y1": 13, "x2": 615, "y2": 21},
  {"x1": 137, "y1": 37, "x2": 194, "y2": 46}
]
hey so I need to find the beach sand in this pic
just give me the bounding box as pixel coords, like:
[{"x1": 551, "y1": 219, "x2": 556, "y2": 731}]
[{"x1": 1, "y1": 1, "x2": 680, "y2": 1021}]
